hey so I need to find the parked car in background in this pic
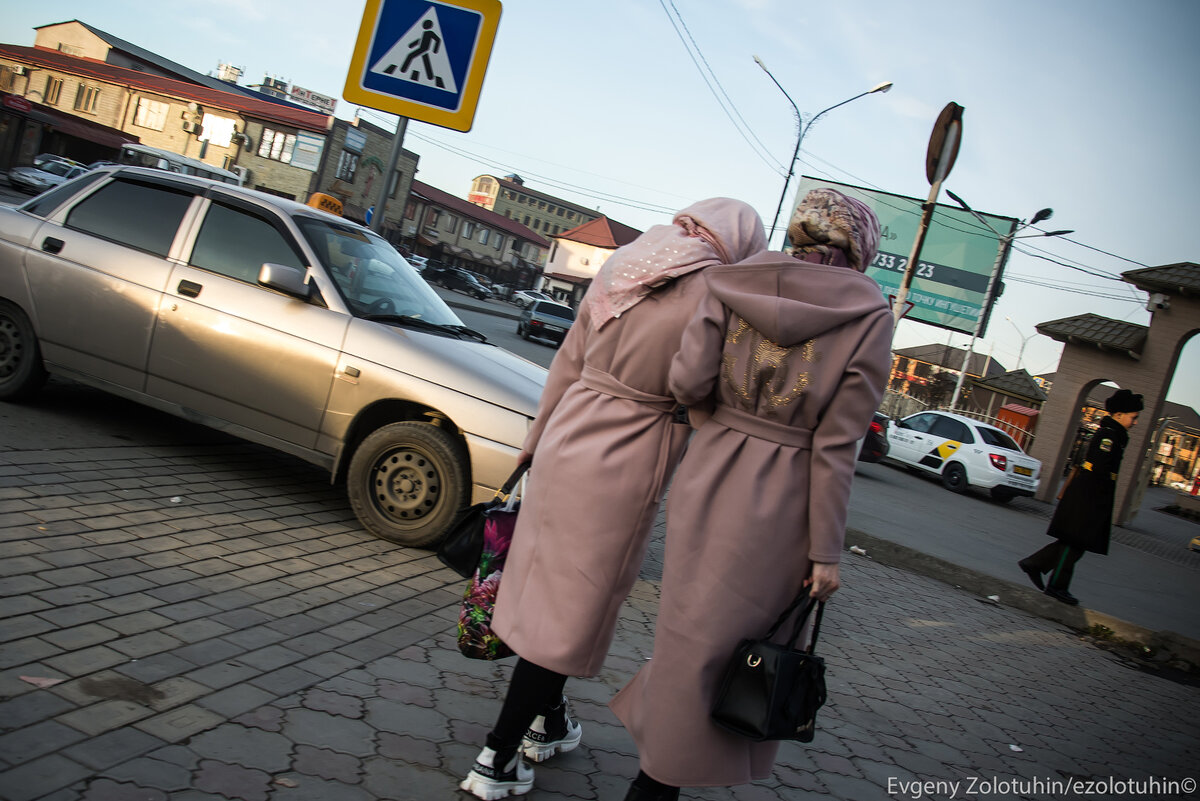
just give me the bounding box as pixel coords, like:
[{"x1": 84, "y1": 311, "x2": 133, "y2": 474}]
[
  {"x1": 857, "y1": 412, "x2": 890, "y2": 463},
  {"x1": 512, "y1": 289, "x2": 553, "y2": 309},
  {"x1": 426, "y1": 266, "x2": 493, "y2": 299},
  {"x1": 518, "y1": 300, "x2": 576, "y2": 347},
  {"x1": 6, "y1": 156, "x2": 89, "y2": 194},
  {"x1": 0, "y1": 166, "x2": 546, "y2": 547},
  {"x1": 885, "y1": 410, "x2": 1041, "y2": 502}
]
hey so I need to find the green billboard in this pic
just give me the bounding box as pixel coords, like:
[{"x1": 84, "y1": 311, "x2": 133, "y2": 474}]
[{"x1": 794, "y1": 176, "x2": 1017, "y2": 336}]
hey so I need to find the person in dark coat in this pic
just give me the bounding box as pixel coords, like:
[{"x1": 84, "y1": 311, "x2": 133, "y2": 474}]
[{"x1": 1018, "y1": 388, "x2": 1143, "y2": 604}]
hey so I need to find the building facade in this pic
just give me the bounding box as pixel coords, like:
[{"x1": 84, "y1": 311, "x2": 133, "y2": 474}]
[
  {"x1": 468, "y1": 174, "x2": 601, "y2": 239},
  {"x1": 403, "y1": 180, "x2": 549, "y2": 288},
  {"x1": 0, "y1": 21, "x2": 330, "y2": 200},
  {"x1": 306, "y1": 116, "x2": 418, "y2": 232}
]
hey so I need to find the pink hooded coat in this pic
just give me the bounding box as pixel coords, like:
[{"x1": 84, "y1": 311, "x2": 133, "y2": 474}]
[
  {"x1": 609, "y1": 250, "x2": 893, "y2": 786},
  {"x1": 492, "y1": 199, "x2": 766, "y2": 677}
]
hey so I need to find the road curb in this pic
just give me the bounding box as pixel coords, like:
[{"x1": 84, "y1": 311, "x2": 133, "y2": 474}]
[{"x1": 844, "y1": 527, "x2": 1200, "y2": 670}]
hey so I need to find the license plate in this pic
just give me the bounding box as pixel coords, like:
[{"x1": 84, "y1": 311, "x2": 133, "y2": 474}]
[
  {"x1": 1013, "y1": 465, "x2": 1033, "y2": 476},
  {"x1": 546, "y1": 325, "x2": 564, "y2": 333}
]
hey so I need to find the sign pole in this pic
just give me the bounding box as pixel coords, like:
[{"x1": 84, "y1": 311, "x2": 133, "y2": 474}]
[
  {"x1": 892, "y1": 102, "x2": 963, "y2": 331},
  {"x1": 370, "y1": 115, "x2": 408, "y2": 234}
]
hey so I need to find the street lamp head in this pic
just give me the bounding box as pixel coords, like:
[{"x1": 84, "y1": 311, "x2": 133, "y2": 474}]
[
  {"x1": 753, "y1": 55, "x2": 767, "y2": 70},
  {"x1": 1045, "y1": 229, "x2": 1074, "y2": 237},
  {"x1": 1030, "y1": 207, "x2": 1053, "y2": 224},
  {"x1": 870, "y1": 81, "x2": 894, "y2": 94}
]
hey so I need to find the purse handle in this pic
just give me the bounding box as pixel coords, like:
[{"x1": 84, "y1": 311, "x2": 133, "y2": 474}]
[
  {"x1": 494, "y1": 461, "x2": 531, "y2": 504},
  {"x1": 762, "y1": 591, "x2": 826, "y2": 655}
]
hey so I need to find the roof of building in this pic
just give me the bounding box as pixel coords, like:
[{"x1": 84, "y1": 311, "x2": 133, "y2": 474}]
[
  {"x1": 1122, "y1": 262, "x2": 1200, "y2": 297},
  {"x1": 1035, "y1": 313, "x2": 1147, "y2": 359},
  {"x1": 411, "y1": 180, "x2": 549, "y2": 246},
  {"x1": 482, "y1": 174, "x2": 600, "y2": 218},
  {"x1": 892, "y1": 344, "x2": 1007, "y2": 378},
  {"x1": 33, "y1": 20, "x2": 320, "y2": 114},
  {"x1": 555, "y1": 215, "x2": 643, "y2": 249},
  {"x1": 971, "y1": 369, "x2": 1048, "y2": 402},
  {"x1": 0, "y1": 43, "x2": 330, "y2": 132}
]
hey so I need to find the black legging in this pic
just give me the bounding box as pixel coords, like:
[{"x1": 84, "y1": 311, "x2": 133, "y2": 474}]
[{"x1": 486, "y1": 658, "x2": 568, "y2": 753}]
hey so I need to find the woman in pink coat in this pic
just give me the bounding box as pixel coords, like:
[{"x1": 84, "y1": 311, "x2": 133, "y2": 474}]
[
  {"x1": 610, "y1": 188, "x2": 893, "y2": 799},
  {"x1": 461, "y1": 198, "x2": 766, "y2": 800}
]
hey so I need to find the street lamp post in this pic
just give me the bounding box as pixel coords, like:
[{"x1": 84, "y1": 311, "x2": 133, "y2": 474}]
[
  {"x1": 945, "y1": 190, "x2": 1074, "y2": 410},
  {"x1": 754, "y1": 56, "x2": 892, "y2": 249},
  {"x1": 1004, "y1": 315, "x2": 1038, "y2": 372}
]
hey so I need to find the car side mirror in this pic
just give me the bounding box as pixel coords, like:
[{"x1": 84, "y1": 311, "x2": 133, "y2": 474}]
[{"x1": 259, "y1": 263, "x2": 312, "y2": 300}]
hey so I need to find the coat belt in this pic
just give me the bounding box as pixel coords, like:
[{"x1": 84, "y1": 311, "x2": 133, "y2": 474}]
[
  {"x1": 579, "y1": 365, "x2": 677, "y2": 414},
  {"x1": 711, "y1": 405, "x2": 814, "y2": 448}
]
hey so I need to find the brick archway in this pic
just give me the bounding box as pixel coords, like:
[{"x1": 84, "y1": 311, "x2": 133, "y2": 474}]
[{"x1": 1029, "y1": 263, "x2": 1199, "y2": 524}]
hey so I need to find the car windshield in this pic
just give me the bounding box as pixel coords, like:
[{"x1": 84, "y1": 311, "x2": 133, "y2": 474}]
[
  {"x1": 296, "y1": 216, "x2": 462, "y2": 326},
  {"x1": 978, "y1": 426, "x2": 1022, "y2": 453},
  {"x1": 39, "y1": 161, "x2": 76, "y2": 177},
  {"x1": 534, "y1": 302, "x2": 575, "y2": 322}
]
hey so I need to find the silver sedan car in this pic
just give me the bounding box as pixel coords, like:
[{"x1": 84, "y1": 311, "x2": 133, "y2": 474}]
[{"x1": 0, "y1": 166, "x2": 546, "y2": 547}]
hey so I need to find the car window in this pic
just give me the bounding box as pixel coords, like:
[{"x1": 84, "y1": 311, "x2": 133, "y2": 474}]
[
  {"x1": 65, "y1": 179, "x2": 194, "y2": 257},
  {"x1": 532, "y1": 302, "x2": 575, "y2": 321},
  {"x1": 40, "y1": 160, "x2": 77, "y2": 177},
  {"x1": 978, "y1": 426, "x2": 1021, "y2": 452},
  {"x1": 297, "y1": 216, "x2": 461, "y2": 325},
  {"x1": 190, "y1": 201, "x2": 305, "y2": 283},
  {"x1": 21, "y1": 172, "x2": 105, "y2": 217},
  {"x1": 901, "y1": 413, "x2": 936, "y2": 432},
  {"x1": 929, "y1": 416, "x2": 974, "y2": 443}
]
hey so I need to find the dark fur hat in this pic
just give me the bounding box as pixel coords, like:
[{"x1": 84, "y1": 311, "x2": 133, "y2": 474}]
[{"x1": 1105, "y1": 389, "x2": 1144, "y2": 413}]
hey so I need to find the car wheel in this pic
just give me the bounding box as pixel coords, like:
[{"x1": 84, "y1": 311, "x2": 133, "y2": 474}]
[
  {"x1": 941, "y1": 462, "x2": 969, "y2": 493},
  {"x1": 990, "y1": 487, "x2": 1015, "y2": 503},
  {"x1": 347, "y1": 421, "x2": 469, "y2": 547},
  {"x1": 518, "y1": 323, "x2": 529, "y2": 340},
  {"x1": 0, "y1": 300, "x2": 48, "y2": 401}
]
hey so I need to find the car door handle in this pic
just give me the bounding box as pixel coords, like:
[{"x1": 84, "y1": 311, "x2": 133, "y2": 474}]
[
  {"x1": 177, "y1": 280, "x2": 203, "y2": 298},
  {"x1": 41, "y1": 237, "x2": 64, "y2": 254}
]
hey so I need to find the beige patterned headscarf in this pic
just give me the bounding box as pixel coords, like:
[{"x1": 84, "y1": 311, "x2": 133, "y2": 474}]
[
  {"x1": 589, "y1": 198, "x2": 766, "y2": 329},
  {"x1": 786, "y1": 188, "x2": 881, "y2": 272}
]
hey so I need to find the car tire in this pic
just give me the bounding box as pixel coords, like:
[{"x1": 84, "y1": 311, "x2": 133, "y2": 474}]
[
  {"x1": 0, "y1": 299, "x2": 48, "y2": 402},
  {"x1": 347, "y1": 421, "x2": 469, "y2": 548},
  {"x1": 990, "y1": 487, "x2": 1015, "y2": 503},
  {"x1": 941, "y1": 462, "x2": 969, "y2": 493},
  {"x1": 518, "y1": 323, "x2": 529, "y2": 340}
]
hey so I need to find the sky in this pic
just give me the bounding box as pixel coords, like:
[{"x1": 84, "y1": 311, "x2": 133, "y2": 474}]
[{"x1": 4, "y1": 0, "x2": 1199, "y2": 412}]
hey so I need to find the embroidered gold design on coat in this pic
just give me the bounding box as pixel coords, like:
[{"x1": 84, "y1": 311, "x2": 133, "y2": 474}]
[{"x1": 721, "y1": 315, "x2": 818, "y2": 416}]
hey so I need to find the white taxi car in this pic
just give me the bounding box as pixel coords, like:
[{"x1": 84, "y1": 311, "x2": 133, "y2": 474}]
[{"x1": 885, "y1": 410, "x2": 1041, "y2": 502}]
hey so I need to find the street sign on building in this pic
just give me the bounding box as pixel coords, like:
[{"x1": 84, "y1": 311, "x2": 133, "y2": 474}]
[{"x1": 343, "y1": 0, "x2": 502, "y2": 132}]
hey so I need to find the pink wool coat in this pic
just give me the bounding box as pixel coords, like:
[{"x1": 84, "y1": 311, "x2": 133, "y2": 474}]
[
  {"x1": 492, "y1": 271, "x2": 711, "y2": 676},
  {"x1": 610, "y1": 251, "x2": 893, "y2": 786}
]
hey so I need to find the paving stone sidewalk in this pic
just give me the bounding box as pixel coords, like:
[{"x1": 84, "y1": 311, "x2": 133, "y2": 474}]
[{"x1": 0, "y1": 438, "x2": 1197, "y2": 801}]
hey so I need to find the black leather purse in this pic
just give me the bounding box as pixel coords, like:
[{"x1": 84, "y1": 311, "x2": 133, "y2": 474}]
[
  {"x1": 437, "y1": 462, "x2": 529, "y2": 578},
  {"x1": 710, "y1": 592, "x2": 827, "y2": 742}
]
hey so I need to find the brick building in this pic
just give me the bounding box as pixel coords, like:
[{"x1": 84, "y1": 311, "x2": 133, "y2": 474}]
[{"x1": 467, "y1": 174, "x2": 601, "y2": 239}]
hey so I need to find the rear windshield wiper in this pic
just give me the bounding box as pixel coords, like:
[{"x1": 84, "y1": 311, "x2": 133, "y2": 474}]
[{"x1": 364, "y1": 314, "x2": 488, "y2": 343}]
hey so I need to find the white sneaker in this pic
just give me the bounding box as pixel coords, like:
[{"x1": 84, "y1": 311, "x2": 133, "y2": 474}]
[
  {"x1": 521, "y1": 696, "x2": 583, "y2": 762},
  {"x1": 460, "y1": 747, "x2": 534, "y2": 800}
]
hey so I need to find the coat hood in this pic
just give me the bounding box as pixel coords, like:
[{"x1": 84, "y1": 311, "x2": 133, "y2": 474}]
[{"x1": 703, "y1": 251, "x2": 889, "y2": 346}]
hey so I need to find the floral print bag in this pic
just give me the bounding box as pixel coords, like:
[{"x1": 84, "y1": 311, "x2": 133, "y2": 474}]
[{"x1": 457, "y1": 493, "x2": 520, "y2": 660}]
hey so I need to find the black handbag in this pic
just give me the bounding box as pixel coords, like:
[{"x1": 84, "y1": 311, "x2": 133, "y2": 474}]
[
  {"x1": 710, "y1": 592, "x2": 827, "y2": 742},
  {"x1": 437, "y1": 462, "x2": 529, "y2": 578}
]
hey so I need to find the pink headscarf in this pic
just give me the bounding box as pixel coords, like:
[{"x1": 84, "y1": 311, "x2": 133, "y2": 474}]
[
  {"x1": 785, "y1": 188, "x2": 881, "y2": 272},
  {"x1": 588, "y1": 197, "x2": 766, "y2": 329}
]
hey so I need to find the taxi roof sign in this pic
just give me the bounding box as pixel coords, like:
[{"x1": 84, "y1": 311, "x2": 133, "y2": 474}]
[{"x1": 343, "y1": 0, "x2": 502, "y2": 132}]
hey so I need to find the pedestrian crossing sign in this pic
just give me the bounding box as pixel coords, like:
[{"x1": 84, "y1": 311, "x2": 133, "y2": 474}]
[{"x1": 344, "y1": 0, "x2": 502, "y2": 131}]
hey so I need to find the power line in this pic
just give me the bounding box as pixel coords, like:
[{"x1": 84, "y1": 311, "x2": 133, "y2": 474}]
[
  {"x1": 657, "y1": 0, "x2": 784, "y2": 176},
  {"x1": 404, "y1": 129, "x2": 680, "y2": 216}
]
